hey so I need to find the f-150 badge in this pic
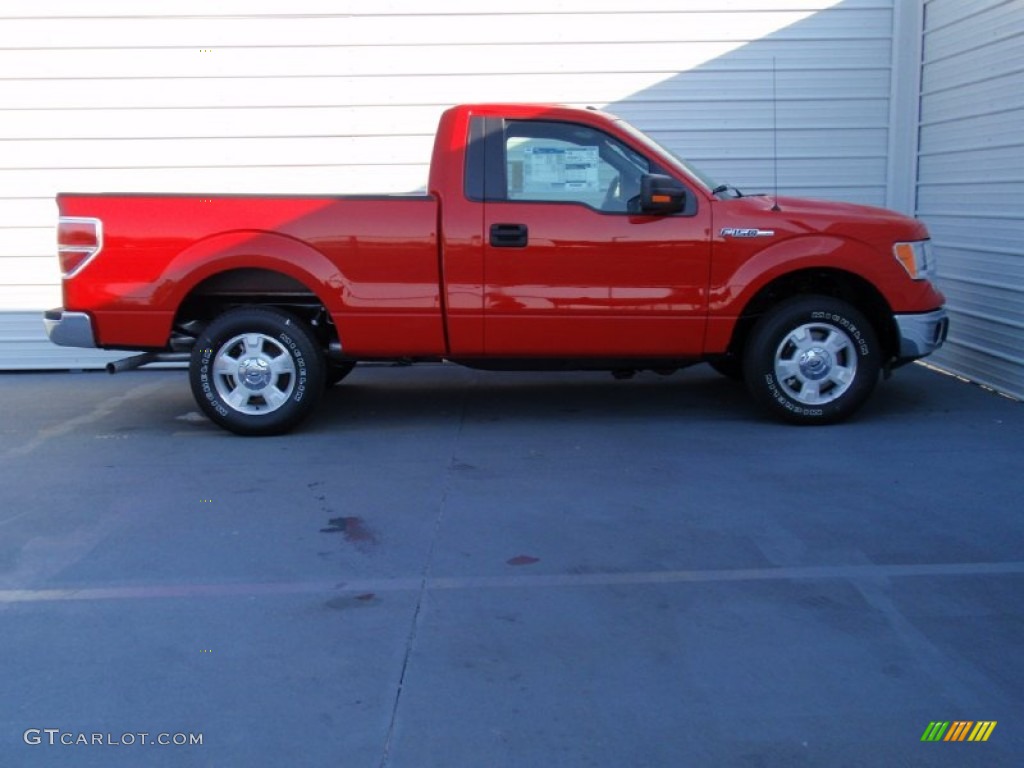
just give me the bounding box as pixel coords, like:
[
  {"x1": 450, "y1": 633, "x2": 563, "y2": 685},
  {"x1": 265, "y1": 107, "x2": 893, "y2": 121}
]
[{"x1": 720, "y1": 228, "x2": 775, "y2": 238}]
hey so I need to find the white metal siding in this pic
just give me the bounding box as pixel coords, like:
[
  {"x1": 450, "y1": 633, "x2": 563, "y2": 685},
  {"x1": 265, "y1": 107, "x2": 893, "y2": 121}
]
[
  {"x1": 1, "y1": 0, "x2": 894, "y2": 369},
  {"x1": 918, "y1": 0, "x2": 1024, "y2": 399}
]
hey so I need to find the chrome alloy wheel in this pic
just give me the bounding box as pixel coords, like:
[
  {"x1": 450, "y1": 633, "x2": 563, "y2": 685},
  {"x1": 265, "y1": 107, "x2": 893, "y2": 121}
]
[
  {"x1": 212, "y1": 333, "x2": 297, "y2": 414},
  {"x1": 773, "y1": 322, "x2": 858, "y2": 405}
]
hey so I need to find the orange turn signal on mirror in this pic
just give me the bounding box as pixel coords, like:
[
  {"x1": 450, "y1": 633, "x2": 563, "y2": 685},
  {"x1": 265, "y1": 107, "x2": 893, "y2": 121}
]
[{"x1": 651, "y1": 195, "x2": 671, "y2": 203}]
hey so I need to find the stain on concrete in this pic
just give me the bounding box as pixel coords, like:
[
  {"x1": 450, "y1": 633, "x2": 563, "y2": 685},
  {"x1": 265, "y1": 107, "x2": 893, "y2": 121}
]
[
  {"x1": 506, "y1": 555, "x2": 540, "y2": 566},
  {"x1": 324, "y1": 592, "x2": 378, "y2": 610},
  {"x1": 320, "y1": 516, "x2": 378, "y2": 548}
]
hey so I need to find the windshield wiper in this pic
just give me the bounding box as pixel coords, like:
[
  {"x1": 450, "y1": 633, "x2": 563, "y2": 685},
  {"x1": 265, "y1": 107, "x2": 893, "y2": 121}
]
[{"x1": 712, "y1": 184, "x2": 744, "y2": 198}]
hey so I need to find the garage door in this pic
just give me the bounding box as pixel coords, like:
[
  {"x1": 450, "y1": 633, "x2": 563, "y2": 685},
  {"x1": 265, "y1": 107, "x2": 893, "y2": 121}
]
[{"x1": 917, "y1": 0, "x2": 1024, "y2": 399}]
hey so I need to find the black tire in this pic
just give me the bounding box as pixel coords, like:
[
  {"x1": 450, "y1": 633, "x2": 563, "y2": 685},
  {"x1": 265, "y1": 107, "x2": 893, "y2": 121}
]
[
  {"x1": 189, "y1": 307, "x2": 325, "y2": 435},
  {"x1": 325, "y1": 361, "x2": 356, "y2": 387},
  {"x1": 742, "y1": 295, "x2": 881, "y2": 425}
]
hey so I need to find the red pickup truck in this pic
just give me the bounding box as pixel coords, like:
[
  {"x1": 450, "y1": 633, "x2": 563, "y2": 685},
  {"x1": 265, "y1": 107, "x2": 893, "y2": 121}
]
[{"x1": 45, "y1": 103, "x2": 948, "y2": 435}]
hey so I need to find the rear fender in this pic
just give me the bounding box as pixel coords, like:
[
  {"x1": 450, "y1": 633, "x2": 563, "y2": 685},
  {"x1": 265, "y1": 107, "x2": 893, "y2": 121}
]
[{"x1": 156, "y1": 230, "x2": 346, "y2": 313}]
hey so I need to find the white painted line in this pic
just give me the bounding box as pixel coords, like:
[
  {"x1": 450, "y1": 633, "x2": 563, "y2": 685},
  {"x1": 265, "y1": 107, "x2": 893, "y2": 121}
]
[
  {"x1": 3, "y1": 380, "x2": 168, "y2": 458},
  {"x1": 0, "y1": 509, "x2": 34, "y2": 528},
  {"x1": 2, "y1": 561, "x2": 1022, "y2": 604}
]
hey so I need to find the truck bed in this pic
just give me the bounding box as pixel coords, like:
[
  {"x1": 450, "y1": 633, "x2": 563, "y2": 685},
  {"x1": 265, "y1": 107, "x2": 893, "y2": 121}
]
[{"x1": 57, "y1": 193, "x2": 445, "y2": 355}]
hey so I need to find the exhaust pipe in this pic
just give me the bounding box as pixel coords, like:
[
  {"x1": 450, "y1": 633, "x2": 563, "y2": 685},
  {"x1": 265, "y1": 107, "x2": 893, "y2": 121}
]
[{"x1": 106, "y1": 352, "x2": 190, "y2": 374}]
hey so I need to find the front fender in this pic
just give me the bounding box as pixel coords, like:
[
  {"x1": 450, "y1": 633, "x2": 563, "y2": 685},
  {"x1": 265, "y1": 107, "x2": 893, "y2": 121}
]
[{"x1": 709, "y1": 234, "x2": 931, "y2": 315}]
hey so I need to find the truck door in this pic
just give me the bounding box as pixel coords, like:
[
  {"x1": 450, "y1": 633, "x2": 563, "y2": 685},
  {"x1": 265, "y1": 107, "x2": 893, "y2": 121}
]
[{"x1": 481, "y1": 118, "x2": 711, "y2": 357}]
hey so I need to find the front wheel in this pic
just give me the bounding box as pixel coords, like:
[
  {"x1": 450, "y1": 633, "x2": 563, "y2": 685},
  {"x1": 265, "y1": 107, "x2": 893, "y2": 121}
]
[
  {"x1": 190, "y1": 307, "x2": 325, "y2": 435},
  {"x1": 743, "y1": 296, "x2": 881, "y2": 425}
]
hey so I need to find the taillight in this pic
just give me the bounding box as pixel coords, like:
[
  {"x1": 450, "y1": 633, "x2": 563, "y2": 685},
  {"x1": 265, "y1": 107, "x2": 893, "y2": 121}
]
[{"x1": 58, "y1": 216, "x2": 103, "y2": 277}]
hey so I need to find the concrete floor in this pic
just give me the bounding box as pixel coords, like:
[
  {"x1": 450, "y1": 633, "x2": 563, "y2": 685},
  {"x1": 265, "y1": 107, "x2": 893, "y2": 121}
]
[{"x1": 0, "y1": 362, "x2": 1021, "y2": 767}]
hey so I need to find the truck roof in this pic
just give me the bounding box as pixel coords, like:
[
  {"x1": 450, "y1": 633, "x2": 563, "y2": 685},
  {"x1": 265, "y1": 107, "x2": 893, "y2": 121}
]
[{"x1": 446, "y1": 103, "x2": 619, "y2": 121}]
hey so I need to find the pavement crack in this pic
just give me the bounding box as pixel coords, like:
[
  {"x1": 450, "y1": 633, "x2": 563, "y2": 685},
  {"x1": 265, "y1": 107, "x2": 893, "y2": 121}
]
[{"x1": 378, "y1": 376, "x2": 471, "y2": 767}]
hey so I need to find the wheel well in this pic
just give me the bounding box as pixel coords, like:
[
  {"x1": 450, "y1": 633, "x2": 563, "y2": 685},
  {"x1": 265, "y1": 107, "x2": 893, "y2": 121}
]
[
  {"x1": 172, "y1": 267, "x2": 339, "y2": 351},
  {"x1": 727, "y1": 269, "x2": 898, "y2": 360}
]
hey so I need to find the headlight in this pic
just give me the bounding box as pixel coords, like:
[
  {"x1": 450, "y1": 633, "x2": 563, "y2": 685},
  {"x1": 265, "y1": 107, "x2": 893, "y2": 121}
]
[{"x1": 893, "y1": 240, "x2": 933, "y2": 280}]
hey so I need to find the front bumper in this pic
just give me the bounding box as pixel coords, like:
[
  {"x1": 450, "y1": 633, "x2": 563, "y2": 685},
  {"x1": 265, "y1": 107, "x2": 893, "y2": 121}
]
[
  {"x1": 43, "y1": 308, "x2": 97, "y2": 348},
  {"x1": 894, "y1": 308, "x2": 949, "y2": 360}
]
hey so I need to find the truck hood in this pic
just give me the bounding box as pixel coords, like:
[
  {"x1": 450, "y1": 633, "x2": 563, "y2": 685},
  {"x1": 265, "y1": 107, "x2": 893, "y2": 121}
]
[{"x1": 717, "y1": 195, "x2": 929, "y2": 249}]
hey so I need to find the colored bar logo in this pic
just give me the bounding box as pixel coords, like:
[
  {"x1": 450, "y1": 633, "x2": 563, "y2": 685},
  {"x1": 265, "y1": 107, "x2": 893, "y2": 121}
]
[{"x1": 921, "y1": 721, "x2": 996, "y2": 742}]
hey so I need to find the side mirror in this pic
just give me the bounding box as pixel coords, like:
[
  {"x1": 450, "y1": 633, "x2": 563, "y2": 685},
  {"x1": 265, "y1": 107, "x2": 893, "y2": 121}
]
[{"x1": 639, "y1": 174, "x2": 687, "y2": 214}]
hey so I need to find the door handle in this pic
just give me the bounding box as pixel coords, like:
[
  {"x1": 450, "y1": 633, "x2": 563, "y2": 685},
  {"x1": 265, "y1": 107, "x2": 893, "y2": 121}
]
[{"x1": 490, "y1": 223, "x2": 528, "y2": 248}]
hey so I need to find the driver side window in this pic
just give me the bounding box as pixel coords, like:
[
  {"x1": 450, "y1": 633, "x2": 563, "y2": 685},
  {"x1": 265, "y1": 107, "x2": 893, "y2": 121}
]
[{"x1": 504, "y1": 121, "x2": 650, "y2": 212}]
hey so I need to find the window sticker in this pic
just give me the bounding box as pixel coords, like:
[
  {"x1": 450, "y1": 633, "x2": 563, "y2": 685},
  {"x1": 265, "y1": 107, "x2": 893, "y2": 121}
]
[{"x1": 522, "y1": 146, "x2": 600, "y2": 194}]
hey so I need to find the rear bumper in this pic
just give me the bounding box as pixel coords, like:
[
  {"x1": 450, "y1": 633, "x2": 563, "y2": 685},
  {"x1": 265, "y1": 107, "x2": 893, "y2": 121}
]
[
  {"x1": 43, "y1": 308, "x2": 97, "y2": 348},
  {"x1": 894, "y1": 308, "x2": 949, "y2": 360}
]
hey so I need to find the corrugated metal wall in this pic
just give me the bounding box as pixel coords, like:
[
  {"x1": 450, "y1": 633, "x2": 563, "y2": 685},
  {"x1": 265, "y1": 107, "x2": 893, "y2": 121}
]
[
  {"x1": 917, "y1": 0, "x2": 1024, "y2": 399},
  {"x1": 1, "y1": 0, "x2": 898, "y2": 369}
]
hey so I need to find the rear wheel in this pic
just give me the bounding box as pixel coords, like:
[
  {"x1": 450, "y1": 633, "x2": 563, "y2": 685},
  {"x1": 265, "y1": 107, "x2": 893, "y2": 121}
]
[
  {"x1": 190, "y1": 307, "x2": 324, "y2": 435},
  {"x1": 743, "y1": 296, "x2": 881, "y2": 424}
]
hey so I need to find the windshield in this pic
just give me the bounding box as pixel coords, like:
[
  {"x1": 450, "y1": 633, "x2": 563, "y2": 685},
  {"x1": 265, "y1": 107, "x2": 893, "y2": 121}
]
[{"x1": 613, "y1": 117, "x2": 721, "y2": 192}]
